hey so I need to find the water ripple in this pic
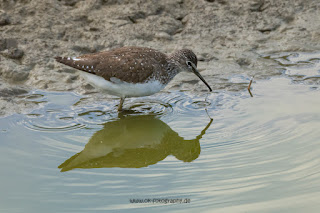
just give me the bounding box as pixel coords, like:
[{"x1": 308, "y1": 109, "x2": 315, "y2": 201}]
[{"x1": 3, "y1": 51, "x2": 320, "y2": 213}]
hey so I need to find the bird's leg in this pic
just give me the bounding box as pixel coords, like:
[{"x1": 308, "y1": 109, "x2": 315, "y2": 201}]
[{"x1": 118, "y1": 97, "x2": 125, "y2": 111}]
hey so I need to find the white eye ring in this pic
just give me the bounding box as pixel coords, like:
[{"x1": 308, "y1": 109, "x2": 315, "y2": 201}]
[{"x1": 186, "y1": 61, "x2": 193, "y2": 67}]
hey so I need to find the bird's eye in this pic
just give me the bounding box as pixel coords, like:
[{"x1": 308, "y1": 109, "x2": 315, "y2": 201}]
[{"x1": 186, "y1": 61, "x2": 193, "y2": 67}]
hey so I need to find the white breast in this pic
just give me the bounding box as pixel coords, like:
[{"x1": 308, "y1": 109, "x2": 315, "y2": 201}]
[{"x1": 80, "y1": 72, "x2": 165, "y2": 98}]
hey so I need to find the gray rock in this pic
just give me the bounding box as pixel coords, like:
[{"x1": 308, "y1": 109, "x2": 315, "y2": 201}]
[
  {"x1": 0, "y1": 38, "x2": 18, "y2": 51},
  {"x1": 0, "y1": 11, "x2": 10, "y2": 26},
  {"x1": 0, "y1": 87, "x2": 27, "y2": 97},
  {"x1": 2, "y1": 48, "x2": 24, "y2": 59}
]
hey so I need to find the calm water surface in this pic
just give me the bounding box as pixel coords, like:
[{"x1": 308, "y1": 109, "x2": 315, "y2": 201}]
[{"x1": 0, "y1": 52, "x2": 320, "y2": 212}]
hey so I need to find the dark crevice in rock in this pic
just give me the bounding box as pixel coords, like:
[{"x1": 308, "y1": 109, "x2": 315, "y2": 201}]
[
  {"x1": 127, "y1": 11, "x2": 146, "y2": 24},
  {"x1": 0, "y1": 87, "x2": 28, "y2": 97}
]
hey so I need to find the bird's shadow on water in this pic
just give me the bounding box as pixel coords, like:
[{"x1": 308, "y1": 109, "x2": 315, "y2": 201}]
[{"x1": 58, "y1": 112, "x2": 213, "y2": 172}]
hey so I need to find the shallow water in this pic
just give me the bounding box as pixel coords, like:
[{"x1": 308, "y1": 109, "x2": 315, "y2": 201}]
[{"x1": 0, "y1": 52, "x2": 320, "y2": 212}]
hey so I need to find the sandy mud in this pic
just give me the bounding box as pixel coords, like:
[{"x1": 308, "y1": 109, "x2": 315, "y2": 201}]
[{"x1": 0, "y1": 0, "x2": 319, "y2": 116}]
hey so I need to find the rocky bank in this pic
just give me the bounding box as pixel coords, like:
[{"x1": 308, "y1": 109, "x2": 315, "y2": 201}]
[{"x1": 0, "y1": 0, "x2": 319, "y2": 116}]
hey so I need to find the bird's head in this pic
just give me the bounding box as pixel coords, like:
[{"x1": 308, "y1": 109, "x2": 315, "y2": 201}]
[{"x1": 171, "y1": 49, "x2": 212, "y2": 92}]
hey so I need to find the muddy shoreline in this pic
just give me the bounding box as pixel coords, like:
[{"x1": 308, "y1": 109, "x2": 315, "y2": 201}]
[{"x1": 1, "y1": 0, "x2": 319, "y2": 116}]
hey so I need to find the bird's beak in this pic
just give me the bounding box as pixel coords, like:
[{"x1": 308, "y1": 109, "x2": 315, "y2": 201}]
[{"x1": 190, "y1": 63, "x2": 212, "y2": 92}]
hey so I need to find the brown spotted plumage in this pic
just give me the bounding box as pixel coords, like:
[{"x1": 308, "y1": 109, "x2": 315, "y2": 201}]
[
  {"x1": 56, "y1": 47, "x2": 171, "y2": 84},
  {"x1": 55, "y1": 46, "x2": 211, "y2": 111}
]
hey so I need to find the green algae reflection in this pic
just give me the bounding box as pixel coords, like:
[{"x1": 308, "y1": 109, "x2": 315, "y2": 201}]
[{"x1": 59, "y1": 114, "x2": 212, "y2": 172}]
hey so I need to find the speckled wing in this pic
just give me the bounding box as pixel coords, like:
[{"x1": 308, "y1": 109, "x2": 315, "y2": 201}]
[{"x1": 55, "y1": 47, "x2": 168, "y2": 84}]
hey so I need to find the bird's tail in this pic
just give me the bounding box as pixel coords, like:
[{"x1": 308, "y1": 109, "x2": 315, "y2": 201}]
[
  {"x1": 55, "y1": 56, "x2": 73, "y2": 66},
  {"x1": 55, "y1": 56, "x2": 97, "y2": 74}
]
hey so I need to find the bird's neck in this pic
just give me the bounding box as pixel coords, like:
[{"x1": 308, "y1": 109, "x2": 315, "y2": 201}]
[
  {"x1": 148, "y1": 58, "x2": 181, "y2": 84},
  {"x1": 166, "y1": 60, "x2": 181, "y2": 81}
]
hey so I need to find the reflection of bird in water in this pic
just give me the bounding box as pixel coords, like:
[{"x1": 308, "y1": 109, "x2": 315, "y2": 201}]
[{"x1": 59, "y1": 114, "x2": 213, "y2": 172}]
